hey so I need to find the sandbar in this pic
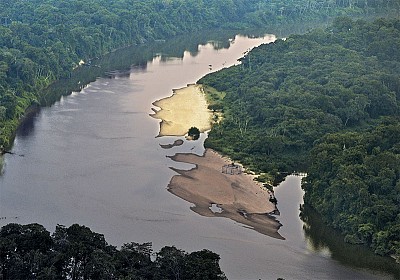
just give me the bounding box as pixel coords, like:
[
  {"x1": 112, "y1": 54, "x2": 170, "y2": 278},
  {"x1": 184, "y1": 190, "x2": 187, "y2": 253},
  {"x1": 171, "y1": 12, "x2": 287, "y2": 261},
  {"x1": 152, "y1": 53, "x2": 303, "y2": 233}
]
[
  {"x1": 151, "y1": 84, "x2": 212, "y2": 137},
  {"x1": 152, "y1": 83, "x2": 282, "y2": 238},
  {"x1": 168, "y1": 149, "x2": 284, "y2": 239}
]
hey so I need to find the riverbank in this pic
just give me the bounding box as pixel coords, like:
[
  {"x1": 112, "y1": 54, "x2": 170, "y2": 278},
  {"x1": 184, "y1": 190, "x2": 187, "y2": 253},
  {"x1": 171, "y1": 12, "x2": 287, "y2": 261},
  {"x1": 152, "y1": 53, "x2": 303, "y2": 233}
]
[
  {"x1": 150, "y1": 84, "x2": 213, "y2": 137},
  {"x1": 168, "y1": 149, "x2": 283, "y2": 239},
  {"x1": 152, "y1": 83, "x2": 282, "y2": 238}
]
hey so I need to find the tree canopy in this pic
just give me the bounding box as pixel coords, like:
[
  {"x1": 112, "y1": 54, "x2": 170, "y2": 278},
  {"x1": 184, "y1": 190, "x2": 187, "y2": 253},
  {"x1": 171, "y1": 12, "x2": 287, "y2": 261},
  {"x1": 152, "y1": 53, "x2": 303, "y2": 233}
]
[
  {"x1": 0, "y1": 223, "x2": 227, "y2": 279},
  {"x1": 0, "y1": 0, "x2": 398, "y2": 148},
  {"x1": 1, "y1": 0, "x2": 399, "y2": 265},
  {"x1": 199, "y1": 17, "x2": 400, "y2": 260},
  {"x1": 188, "y1": 126, "x2": 201, "y2": 140}
]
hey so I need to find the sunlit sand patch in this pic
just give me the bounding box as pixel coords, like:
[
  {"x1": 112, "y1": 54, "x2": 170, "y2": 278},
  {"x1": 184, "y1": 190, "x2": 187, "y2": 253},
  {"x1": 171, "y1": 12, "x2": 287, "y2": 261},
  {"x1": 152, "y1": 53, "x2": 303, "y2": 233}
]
[
  {"x1": 151, "y1": 84, "x2": 212, "y2": 137},
  {"x1": 152, "y1": 84, "x2": 283, "y2": 239}
]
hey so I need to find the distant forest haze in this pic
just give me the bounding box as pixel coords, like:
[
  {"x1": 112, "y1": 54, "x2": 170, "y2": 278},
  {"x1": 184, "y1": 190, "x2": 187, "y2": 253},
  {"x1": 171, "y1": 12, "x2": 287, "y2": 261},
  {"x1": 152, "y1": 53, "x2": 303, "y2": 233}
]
[
  {"x1": 0, "y1": 0, "x2": 398, "y2": 148},
  {"x1": 0, "y1": 0, "x2": 399, "y2": 277}
]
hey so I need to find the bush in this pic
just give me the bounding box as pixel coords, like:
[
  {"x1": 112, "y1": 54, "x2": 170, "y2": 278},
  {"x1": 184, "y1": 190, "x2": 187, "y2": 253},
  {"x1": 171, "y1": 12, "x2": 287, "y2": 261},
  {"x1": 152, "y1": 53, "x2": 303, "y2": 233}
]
[{"x1": 188, "y1": 126, "x2": 200, "y2": 140}]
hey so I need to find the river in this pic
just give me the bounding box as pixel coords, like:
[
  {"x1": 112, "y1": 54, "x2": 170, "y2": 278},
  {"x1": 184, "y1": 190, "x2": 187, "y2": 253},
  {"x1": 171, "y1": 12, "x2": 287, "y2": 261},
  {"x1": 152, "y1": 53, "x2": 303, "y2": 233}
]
[{"x1": 0, "y1": 32, "x2": 397, "y2": 279}]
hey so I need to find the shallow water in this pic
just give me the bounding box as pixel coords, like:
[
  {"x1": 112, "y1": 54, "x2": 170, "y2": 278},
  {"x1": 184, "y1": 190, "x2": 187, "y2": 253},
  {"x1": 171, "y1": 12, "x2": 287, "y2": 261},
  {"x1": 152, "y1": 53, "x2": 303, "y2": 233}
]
[{"x1": 0, "y1": 34, "x2": 396, "y2": 279}]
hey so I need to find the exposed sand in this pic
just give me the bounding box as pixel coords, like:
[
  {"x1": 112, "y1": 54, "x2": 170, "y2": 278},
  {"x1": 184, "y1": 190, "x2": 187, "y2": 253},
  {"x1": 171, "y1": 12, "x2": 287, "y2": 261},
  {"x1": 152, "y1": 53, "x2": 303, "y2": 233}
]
[
  {"x1": 168, "y1": 149, "x2": 283, "y2": 239},
  {"x1": 151, "y1": 84, "x2": 212, "y2": 137},
  {"x1": 152, "y1": 83, "x2": 282, "y2": 238}
]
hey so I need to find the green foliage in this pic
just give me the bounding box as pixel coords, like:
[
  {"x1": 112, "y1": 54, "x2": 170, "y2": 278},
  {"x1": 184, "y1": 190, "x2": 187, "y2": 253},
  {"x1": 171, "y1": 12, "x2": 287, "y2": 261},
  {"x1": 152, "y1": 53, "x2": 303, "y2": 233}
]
[
  {"x1": 200, "y1": 16, "x2": 400, "y2": 176},
  {"x1": 199, "y1": 17, "x2": 400, "y2": 258},
  {"x1": 0, "y1": 0, "x2": 399, "y2": 262},
  {"x1": 303, "y1": 118, "x2": 400, "y2": 258},
  {"x1": 0, "y1": 223, "x2": 226, "y2": 279},
  {"x1": 0, "y1": 0, "x2": 397, "y2": 148},
  {"x1": 300, "y1": 204, "x2": 400, "y2": 278},
  {"x1": 188, "y1": 126, "x2": 201, "y2": 140}
]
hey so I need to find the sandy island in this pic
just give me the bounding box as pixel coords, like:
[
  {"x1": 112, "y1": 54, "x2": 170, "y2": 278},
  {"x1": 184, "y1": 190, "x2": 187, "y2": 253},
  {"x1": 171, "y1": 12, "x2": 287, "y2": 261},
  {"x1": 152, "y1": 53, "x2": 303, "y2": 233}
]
[
  {"x1": 168, "y1": 149, "x2": 283, "y2": 239},
  {"x1": 151, "y1": 84, "x2": 212, "y2": 137},
  {"x1": 152, "y1": 83, "x2": 283, "y2": 239}
]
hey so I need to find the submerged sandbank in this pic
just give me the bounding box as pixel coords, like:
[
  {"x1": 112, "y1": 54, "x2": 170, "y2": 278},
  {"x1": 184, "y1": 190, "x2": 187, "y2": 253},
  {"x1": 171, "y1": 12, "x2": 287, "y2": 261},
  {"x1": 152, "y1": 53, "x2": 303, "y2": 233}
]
[{"x1": 151, "y1": 84, "x2": 212, "y2": 137}]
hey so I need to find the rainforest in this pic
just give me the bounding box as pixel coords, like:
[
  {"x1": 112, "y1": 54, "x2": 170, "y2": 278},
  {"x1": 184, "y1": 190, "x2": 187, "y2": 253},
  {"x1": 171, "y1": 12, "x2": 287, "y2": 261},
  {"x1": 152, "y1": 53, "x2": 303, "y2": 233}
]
[
  {"x1": 1, "y1": 0, "x2": 400, "y2": 279},
  {"x1": 199, "y1": 16, "x2": 400, "y2": 261},
  {"x1": 0, "y1": 0, "x2": 398, "y2": 148}
]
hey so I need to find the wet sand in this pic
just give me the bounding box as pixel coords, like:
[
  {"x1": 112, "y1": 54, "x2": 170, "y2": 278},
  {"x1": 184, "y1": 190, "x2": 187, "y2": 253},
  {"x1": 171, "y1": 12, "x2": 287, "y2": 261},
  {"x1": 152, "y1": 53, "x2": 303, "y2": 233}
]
[
  {"x1": 152, "y1": 83, "x2": 283, "y2": 239},
  {"x1": 151, "y1": 84, "x2": 212, "y2": 137},
  {"x1": 168, "y1": 149, "x2": 284, "y2": 239}
]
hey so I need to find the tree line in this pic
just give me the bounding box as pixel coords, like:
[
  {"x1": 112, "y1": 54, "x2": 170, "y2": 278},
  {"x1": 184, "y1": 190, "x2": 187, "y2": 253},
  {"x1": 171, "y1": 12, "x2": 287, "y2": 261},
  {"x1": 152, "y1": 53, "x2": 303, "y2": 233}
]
[
  {"x1": 199, "y1": 16, "x2": 400, "y2": 260},
  {"x1": 0, "y1": 223, "x2": 226, "y2": 279},
  {"x1": 1, "y1": 0, "x2": 399, "y2": 266},
  {"x1": 0, "y1": 0, "x2": 398, "y2": 148},
  {"x1": 303, "y1": 119, "x2": 400, "y2": 260}
]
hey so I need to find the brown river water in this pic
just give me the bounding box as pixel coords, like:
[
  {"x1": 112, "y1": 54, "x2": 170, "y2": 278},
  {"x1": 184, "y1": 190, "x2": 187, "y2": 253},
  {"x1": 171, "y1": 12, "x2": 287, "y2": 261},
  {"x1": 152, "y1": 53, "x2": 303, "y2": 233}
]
[{"x1": 0, "y1": 33, "x2": 397, "y2": 279}]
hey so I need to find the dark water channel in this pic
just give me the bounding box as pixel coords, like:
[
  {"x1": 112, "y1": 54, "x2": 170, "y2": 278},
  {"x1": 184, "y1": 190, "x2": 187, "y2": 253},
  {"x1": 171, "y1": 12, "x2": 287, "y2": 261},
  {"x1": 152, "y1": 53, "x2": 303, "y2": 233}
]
[{"x1": 0, "y1": 32, "x2": 397, "y2": 279}]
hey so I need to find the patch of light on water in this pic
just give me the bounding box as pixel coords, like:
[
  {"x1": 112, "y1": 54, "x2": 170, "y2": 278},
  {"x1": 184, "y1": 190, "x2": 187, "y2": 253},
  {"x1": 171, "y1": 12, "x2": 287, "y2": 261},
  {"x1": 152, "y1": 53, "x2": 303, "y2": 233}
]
[
  {"x1": 305, "y1": 238, "x2": 332, "y2": 258},
  {"x1": 209, "y1": 204, "x2": 223, "y2": 214}
]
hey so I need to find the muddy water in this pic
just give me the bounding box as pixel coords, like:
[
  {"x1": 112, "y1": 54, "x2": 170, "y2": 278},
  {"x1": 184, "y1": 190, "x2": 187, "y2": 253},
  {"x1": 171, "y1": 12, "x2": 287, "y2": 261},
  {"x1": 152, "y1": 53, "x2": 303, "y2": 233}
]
[{"x1": 0, "y1": 34, "x2": 395, "y2": 279}]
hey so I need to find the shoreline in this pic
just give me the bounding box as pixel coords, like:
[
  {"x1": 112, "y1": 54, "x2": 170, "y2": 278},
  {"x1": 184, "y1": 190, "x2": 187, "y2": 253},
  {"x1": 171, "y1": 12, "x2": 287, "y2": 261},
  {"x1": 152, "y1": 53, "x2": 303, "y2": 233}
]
[
  {"x1": 152, "y1": 83, "x2": 283, "y2": 239},
  {"x1": 167, "y1": 149, "x2": 283, "y2": 239},
  {"x1": 150, "y1": 84, "x2": 213, "y2": 137}
]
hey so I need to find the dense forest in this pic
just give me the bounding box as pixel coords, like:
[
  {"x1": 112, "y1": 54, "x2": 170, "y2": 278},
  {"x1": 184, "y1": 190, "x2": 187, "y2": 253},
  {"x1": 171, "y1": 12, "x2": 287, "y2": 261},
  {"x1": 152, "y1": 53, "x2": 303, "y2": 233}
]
[
  {"x1": 304, "y1": 119, "x2": 400, "y2": 259},
  {"x1": 0, "y1": 223, "x2": 226, "y2": 279},
  {"x1": 199, "y1": 17, "x2": 400, "y2": 260},
  {"x1": 1, "y1": 0, "x2": 400, "y2": 273},
  {"x1": 0, "y1": 0, "x2": 398, "y2": 148}
]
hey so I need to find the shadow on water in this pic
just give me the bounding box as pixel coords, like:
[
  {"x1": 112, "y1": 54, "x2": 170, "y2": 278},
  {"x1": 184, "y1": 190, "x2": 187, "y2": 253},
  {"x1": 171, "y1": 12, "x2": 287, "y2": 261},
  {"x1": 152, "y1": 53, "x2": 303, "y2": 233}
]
[
  {"x1": 38, "y1": 21, "x2": 334, "y2": 108},
  {"x1": 3, "y1": 23, "x2": 398, "y2": 278},
  {"x1": 39, "y1": 30, "x2": 246, "y2": 107},
  {"x1": 16, "y1": 107, "x2": 41, "y2": 138},
  {"x1": 0, "y1": 26, "x2": 283, "y2": 176},
  {"x1": 300, "y1": 204, "x2": 400, "y2": 279}
]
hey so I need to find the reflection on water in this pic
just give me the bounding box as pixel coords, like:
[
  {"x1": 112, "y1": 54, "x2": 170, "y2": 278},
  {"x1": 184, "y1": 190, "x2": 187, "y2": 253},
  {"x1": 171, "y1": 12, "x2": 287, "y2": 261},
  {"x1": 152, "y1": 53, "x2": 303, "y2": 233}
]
[
  {"x1": 209, "y1": 204, "x2": 223, "y2": 214},
  {"x1": 16, "y1": 109, "x2": 40, "y2": 138},
  {"x1": 301, "y1": 204, "x2": 400, "y2": 279},
  {"x1": 0, "y1": 30, "x2": 398, "y2": 279},
  {"x1": 40, "y1": 30, "x2": 244, "y2": 106}
]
